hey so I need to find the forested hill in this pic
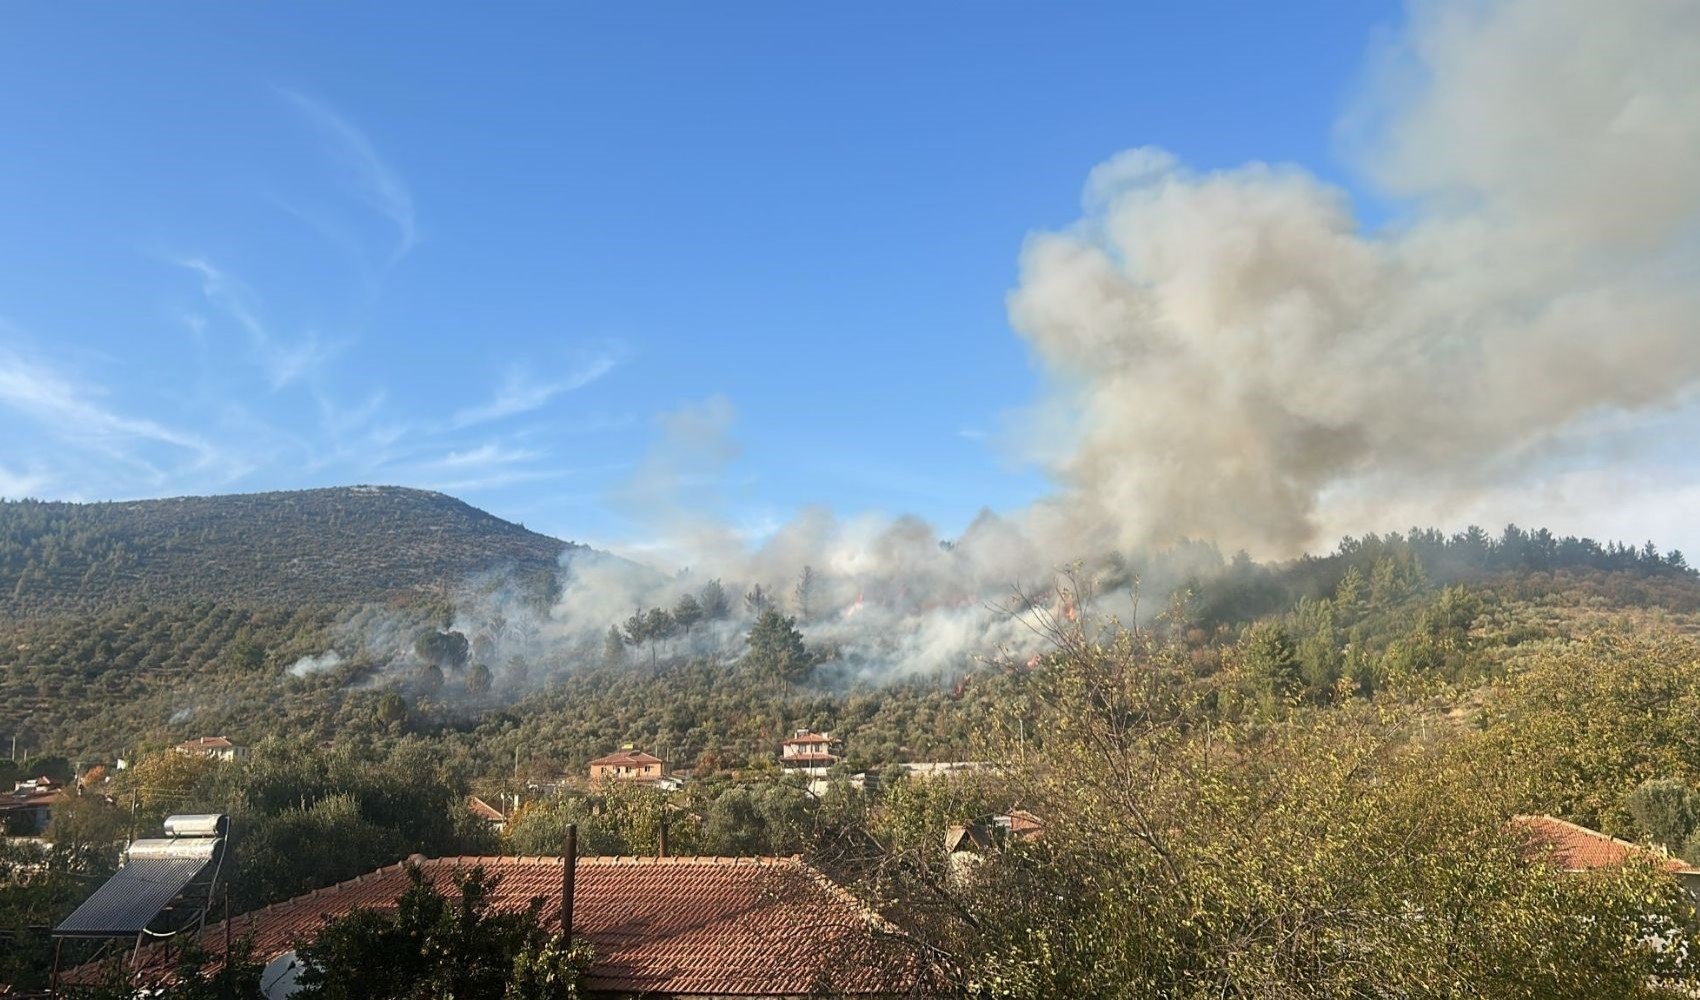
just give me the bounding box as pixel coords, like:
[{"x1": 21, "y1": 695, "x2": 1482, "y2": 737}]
[{"x1": 0, "y1": 486, "x2": 578, "y2": 614}]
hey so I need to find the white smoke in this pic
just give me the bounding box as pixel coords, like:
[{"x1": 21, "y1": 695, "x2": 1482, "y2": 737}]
[
  {"x1": 359, "y1": 0, "x2": 1700, "y2": 688},
  {"x1": 287, "y1": 650, "x2": 345, "y2": 678},
  {"x1": 1010, "y1": 0, "x2": 1700, "y2": 556}
]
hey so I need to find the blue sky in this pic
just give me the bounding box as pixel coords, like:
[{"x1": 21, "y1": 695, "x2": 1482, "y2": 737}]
[{"x1": 1, "y1": 3, "x2": 1407, "y2": 546}]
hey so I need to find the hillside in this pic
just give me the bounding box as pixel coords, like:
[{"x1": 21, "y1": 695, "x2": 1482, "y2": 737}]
[{"x1": 0, "y1": 486, "x2": 579, "y2": 615}]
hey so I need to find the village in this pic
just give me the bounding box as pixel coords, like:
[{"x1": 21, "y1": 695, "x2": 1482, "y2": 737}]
[{"x1": 7, "y1": 723, "x2": 1698, "y2": 999}]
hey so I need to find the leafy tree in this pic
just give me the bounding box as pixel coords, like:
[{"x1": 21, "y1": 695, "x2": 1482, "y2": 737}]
[
  {"x1": 64, "y1": 935, "x2": 261, "y2": 1000},
  {"x1": 887, "y1": 623, "x2": 1700, "y2": 998},
  {"x1": 416, "y1": 660, "x2": 445, "y2": 695},
  {"x1": 0, "y1": 841, "x2": 117, "y2": 991},
  {"x1": 377, "y1": 690, "x2": 407, "y2": 725},
  {"x1": 46, "y1": 789, "x2": 126, "y2": 850},
  {"x1": 227, "y1": 627, "x2": 265, "y2": 671},
  {"x1": 414, "y1": 630, "x2": 470, "y2": 672},
  {"x1": 506, "y1": 795, "x2": 625, "y2": 857},
  {"x1": 240, "y1": 793, "x2": 403, "y2": 905},
  {"x1": 466, "y1": 662, "x2": 493, "y2": 697},
  {"x1": 292, "y1": 864, "x2": 591, "y2": 1000},
  {"x1": 1624, "y1": 778, "x2": 1700, "y2": 851},
  {"x1": 1239, "y1": 620, "x2": 1300, "y2": 702},
  {"x1": 1477, "y1": 632, "x2": 1700, "y2": 832},
  {"x1": 744, "y1": 584, "x2": 770, "y2": 614},
  {"x1": 20, "y1": 753, "x2": 72, "y2": 785}
]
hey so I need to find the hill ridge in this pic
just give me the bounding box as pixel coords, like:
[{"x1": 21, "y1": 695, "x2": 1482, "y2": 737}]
[{"x1": 0, "y1": 485, "x2": 578, "y2": 614}]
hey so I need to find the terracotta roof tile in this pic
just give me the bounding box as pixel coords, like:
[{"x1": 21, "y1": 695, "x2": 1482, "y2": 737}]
[
  {"x1": 89, "y1": 855, "x2": 931, "y2": 996},
  {"x1": 1514, "y1": 814, "x2": 1698, "y2": 874},
  {"x1": 588, "y1": 750, "x2": 664, "y2": 767},
  {"x1": 466, "y1": 796, "x2": 506, "y2": 822}
]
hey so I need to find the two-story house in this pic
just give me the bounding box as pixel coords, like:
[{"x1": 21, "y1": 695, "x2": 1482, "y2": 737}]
[
  {"x1": 589, "y1": 746, "x2": 667, "y2": 786},
  {"x1": 780, "y1": 730, "x2": 839, "y2": 778}
]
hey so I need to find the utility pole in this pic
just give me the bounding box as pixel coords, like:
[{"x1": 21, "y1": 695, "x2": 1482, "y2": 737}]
[
  {"x1": 222, "y1": 883, "x2": 233, "y2": 1000},
  {"x1": 561, "y1": 823, "x2": 578, "y2": 939}
]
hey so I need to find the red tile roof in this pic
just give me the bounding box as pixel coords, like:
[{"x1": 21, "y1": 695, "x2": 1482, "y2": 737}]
[
  {"x1": 781, "y1": 732, "x2": 831, "y2": 745},
  {"x1": 467, "y1": 796, "x2": 506, "y2": 823},
  {"x1": 90, "y1": 855, "x2": 932, "y2": 996},
  {"x1": 177, "y1": 736, "x2": 238, "y2": 750},
  {"x1": 588, "y1": 749, "x2": 663, "y2": 767},
  {"x1": 1514, "y1": 815, "x2": 1699, "y2": 874}
]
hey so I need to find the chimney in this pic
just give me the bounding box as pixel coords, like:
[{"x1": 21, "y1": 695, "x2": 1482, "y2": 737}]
[{"x1": 562, "y1": 823, "x2": 577, "y2": 937}]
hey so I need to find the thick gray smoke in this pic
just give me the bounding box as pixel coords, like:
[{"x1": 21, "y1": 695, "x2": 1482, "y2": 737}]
[
  {"x1": 1011, "y1": 0, "x2": 1700, "y2": 556},
  {"x1": 339, "y1": 0, "x2": 1700, "y2": 689}
]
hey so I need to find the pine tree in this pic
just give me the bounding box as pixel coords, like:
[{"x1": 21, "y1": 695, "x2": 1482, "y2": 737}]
[
  {"x1": 673, "y1": 593, "x2": 704, "y2": 637},
  {"x1": 743, "y1": 607, "x2": 812, "y2": 693},
  {"x1": 604, "y1": 624, "x2": 629, "y2": 668},
  {"x1": 794, "y1": 566, "x2": 816, "y2": 623},
  {"x1": 699, "y1": 579, "x2": 730, "y2": 620}
]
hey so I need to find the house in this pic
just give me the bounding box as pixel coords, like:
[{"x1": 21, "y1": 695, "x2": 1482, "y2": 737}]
[
  {"x1": 945, "y1": 810, "x2": 1042, "y2": 882},
  {"x1": 902, "y1": 761, "x2": 996, "y2": 780},
  {"x1": 467, "y1": 795, "x2": 508, "y2": 832},
  {"x1": 588, "y1": 746, "x2": 666, "y2": 785},
  {"x1": 808, "y1": 771, "x2": 876, "y2": 798},
  {"x1": 780, "y1": 729, "x2": 839, "y2": 778},
  {"x1": 946, "y1": 810, "x2": 1043, "y2": 855},
  {"x1": 173, "y1": 736, "x2": 249, "y2": 762},
  {"x1": 74, "y1": 854, "x2": 941, "y2": 997},
  {"x1": 1514, "y1": 814, "x2": 1700, "y2": 894},
  {"x1": 0, "y1": 777, "x2": 60, "y2": 835}
]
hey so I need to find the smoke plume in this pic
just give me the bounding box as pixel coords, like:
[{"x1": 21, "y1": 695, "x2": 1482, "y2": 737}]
[
  {"x1": 345, "y1": 0, "x2": 1700, "y2": 690},
  {"x1": 1010, "y1": 0, "x2": 1700, "y2": 555}
]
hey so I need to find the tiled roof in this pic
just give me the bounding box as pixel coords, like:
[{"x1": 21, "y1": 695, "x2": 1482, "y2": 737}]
[
  {"x1": 467, "y1": 796, "x2": 506, "y2": 822},
  {"x1": 781, "y1": 752, "x2": 839, "y2": 763},
  {"x1": 93, "y1": 855, "x2": 931, "y2": 996},
  {"x1": 1513, "y1": 815, "x2": 1698, "y2": 874},
  {"x1": 177, "y1": 736, "x2": 237, "y2": 749},
  {"x1": 945, "y1": 811, "x2": 1043, "y2": 854},
  {"x1": 781, "y1": 732, "x2": 831, "y2": 745},
  {"x1": 589, "y1": 750, "x2": 663, "y2": 767}
]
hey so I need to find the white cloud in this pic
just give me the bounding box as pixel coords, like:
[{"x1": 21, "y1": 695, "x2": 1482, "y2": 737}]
[
  {"x1": 438, "y1": 443, "x2": 542, "y2": 468},
  {"x1": 179, "y1": 257, "x2": 343, "y2": 389},
  {"x1": 0, "y1": 340, "x2": 233, "y2": 485},
  {"x1": 277, "y1": 87, "x2": 418, "y2": 262},
  {"x1": 449, "y1": 354, "x2": 622, "y2": 429}
]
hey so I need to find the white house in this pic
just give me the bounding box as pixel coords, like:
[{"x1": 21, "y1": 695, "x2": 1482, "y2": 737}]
[
  {"x1": 780, "y1": 730, "x2": 838, "y2": 778},
  {"x1": 173, "y1": 736, "x2": 249, "y2": 762}
]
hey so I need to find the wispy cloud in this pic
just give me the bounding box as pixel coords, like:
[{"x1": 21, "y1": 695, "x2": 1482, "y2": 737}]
[
  {"x1": 276, "y1": 87, "x2": 417, "y2": 263},
  {"x1": 415, "y1": 468, "x2": 579, "y2": 494},
  {"x1": 434, "y1": 442, "x2": 545, "y2": 469},
  {"x1": 179, "y1": 257, "x2": 343, "y2": 389},
  {"x1": 0, "y1": 340, "x2": 231, "y2": 484},
  {"x1": 449, "y1": 353, "x2": 623, "y2": 429}
]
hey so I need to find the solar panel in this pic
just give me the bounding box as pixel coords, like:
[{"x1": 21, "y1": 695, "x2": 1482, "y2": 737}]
[{"x1": 55, "y1": 829, "x2": 223, "y2": 938}]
